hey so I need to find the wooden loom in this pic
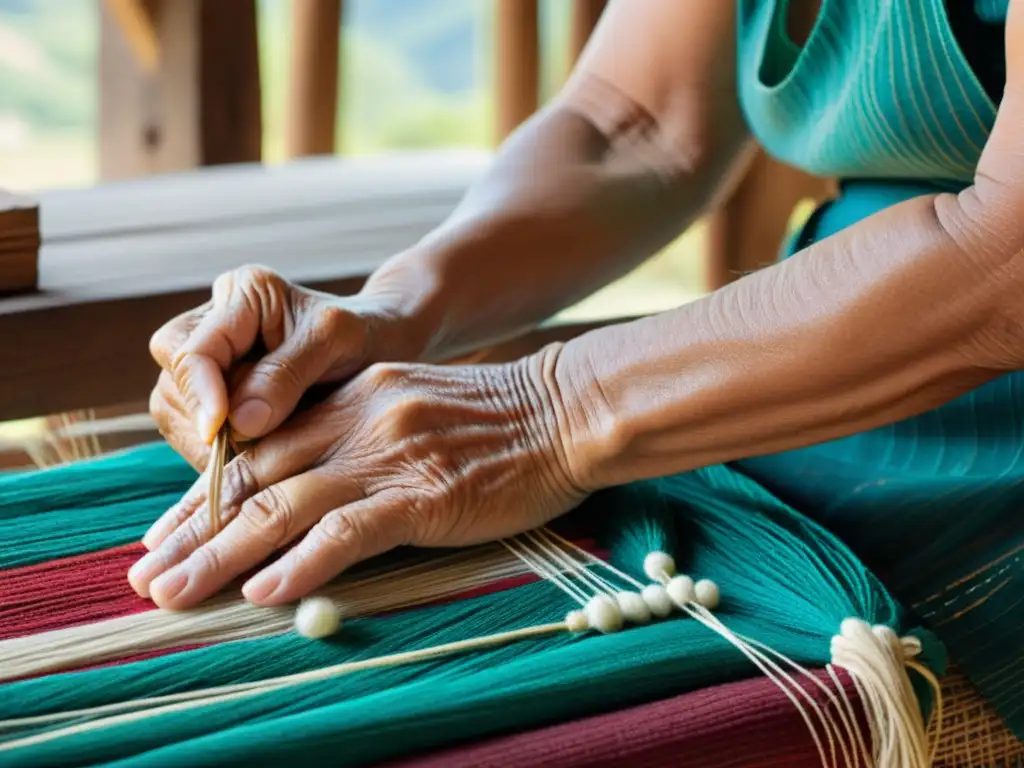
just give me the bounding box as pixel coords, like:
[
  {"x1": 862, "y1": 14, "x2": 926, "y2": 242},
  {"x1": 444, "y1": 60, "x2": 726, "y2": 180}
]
[
  {"x1": 0, "y1": 154, "x2": 1021, "y2": 767},
  {"x1": 0, "y1": 2, "x2": 1016, "y2": 751}
]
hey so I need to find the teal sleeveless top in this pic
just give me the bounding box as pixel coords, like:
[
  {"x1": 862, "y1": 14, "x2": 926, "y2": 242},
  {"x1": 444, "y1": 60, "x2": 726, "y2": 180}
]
[{"x1": 733, "y1": 0, "x2": 1024, "y2": 742}]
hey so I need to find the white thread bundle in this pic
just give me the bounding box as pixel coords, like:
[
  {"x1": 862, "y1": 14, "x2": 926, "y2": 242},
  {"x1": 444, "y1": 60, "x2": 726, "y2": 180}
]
[
  {"x1": 0, "y1": 623, "x2": 573, "y2": 751},
  {"x1": 0, "y1": 544, "x2": 535, "y2": 682},
  {"x1": 830, "y1": 618, "x2": 943, "y2": 768}
]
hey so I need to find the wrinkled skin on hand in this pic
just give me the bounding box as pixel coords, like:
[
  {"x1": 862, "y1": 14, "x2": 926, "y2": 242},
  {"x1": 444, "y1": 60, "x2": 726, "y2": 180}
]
[
  {"x1": 148, "y1": 265, "x2": 412, "y2": 469},
  {"x1": 130, "y1": 352, "x2": 586, "y2": 610}
]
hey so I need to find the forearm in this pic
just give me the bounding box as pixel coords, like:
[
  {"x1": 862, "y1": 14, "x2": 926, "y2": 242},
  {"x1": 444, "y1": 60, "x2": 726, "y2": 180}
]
[
  {"x1": 361, "y1": 74, "x2": 751, "y2": 363},
  {"x1": 554, "y1": 190, "x2": 1024, "y2": 490}
]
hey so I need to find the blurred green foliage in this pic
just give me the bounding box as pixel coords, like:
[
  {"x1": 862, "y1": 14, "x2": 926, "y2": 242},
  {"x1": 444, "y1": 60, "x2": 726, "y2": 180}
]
[{"x1": 0, "y1": 0, "x2": 575, "y2": 157}]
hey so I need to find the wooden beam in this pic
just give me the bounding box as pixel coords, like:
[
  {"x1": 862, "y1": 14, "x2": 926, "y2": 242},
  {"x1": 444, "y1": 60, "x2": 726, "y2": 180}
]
[
  {"x1": 0, "y1": 309, "x2": 629, "y2": 471},
  {"x1": 0, "y1": 276, "x2": 364, "y2": 424},
  {"x1": 0, "y1": 191, "x2": 39, "y2": 294},
  {"x1": 494, "y1": 0, "x2": 540, "y2": 142},
  {"x1": 706, "y1": 149, "x2": 833, "y2": 289},
  {"x1": 286, "y1": 0, "x2": 343, "y2": 157},
  {"x1": 98, "y1": 0, "x2": 262, "y2": 180},
  {"x1": 568, "y1": 0, "x2": 605, "y2": 67},
  {"x1": 103, "y1": 0, "x2": 160, "y2": 72},
  {"x1": 0, "y1": 285, "x2": 635, "y2": 424},
  {"x1": 0, "y1": 153, "x2": 488, "y2": 422}
]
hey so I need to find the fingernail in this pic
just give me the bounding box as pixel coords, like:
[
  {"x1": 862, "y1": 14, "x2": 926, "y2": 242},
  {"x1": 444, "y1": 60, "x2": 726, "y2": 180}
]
[
  {"x1": 197, "y1": 408, "x2": 219, "y2": 445},
  {"x1": 230, "y1": 399, "x2": 273, "y2": 438},
  {"x1": 141, "y1": 527, "x2": 160, "y2": 551},
  {"x1": 151, "y1": 568, "x2": 190, "y2": 604},
  {"x1": 127, "y1": 552, "x2": 163, "y2": 597},
  {"x1": 243, "y1": 570, "x2": 281, "y2": 603},
  {"x1": 142, "y1": 514, "x2": 174, "y2": 551}
]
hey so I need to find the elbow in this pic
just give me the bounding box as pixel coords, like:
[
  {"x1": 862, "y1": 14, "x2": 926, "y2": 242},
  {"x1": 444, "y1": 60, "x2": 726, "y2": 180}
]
[{"x1": 557, "y1": 72, "x2": 751, "y2": 204}]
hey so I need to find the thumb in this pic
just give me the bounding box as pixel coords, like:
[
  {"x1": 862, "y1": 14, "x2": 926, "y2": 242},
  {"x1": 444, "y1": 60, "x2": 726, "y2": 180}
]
[{"x1": 228, "y1": 305, "x2": 368, "y2": 438}]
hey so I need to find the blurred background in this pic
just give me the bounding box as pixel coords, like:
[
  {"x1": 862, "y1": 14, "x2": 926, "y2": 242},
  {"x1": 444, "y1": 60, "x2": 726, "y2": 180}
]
[
  {"x1": 0, "y1": 0, "x2": 714, "y2": 320},
  {"x1": 0, "y1": 0, "x2": 826, "y2": 466}
]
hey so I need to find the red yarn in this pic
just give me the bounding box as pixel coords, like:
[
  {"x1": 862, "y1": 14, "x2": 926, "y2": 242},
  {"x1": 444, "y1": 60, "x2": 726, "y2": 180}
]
[
  {"x1": 0, "y1": 543, "x2": 153, "y2": 641},
  {"x1": 0, "y1": 540, "x2": 608, "y2": 642},
  {"x1": 385, "y1": 668, "x2": 866, "y2": 768}
]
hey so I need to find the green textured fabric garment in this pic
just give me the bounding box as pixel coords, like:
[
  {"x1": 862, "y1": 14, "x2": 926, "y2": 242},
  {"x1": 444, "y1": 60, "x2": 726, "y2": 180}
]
[
  {"x1": 0, "y1": 445, "x2": 942, "y2": 767},
  {"x1": 737, "y1": 0, "x2": 1022, "y2": 741}
]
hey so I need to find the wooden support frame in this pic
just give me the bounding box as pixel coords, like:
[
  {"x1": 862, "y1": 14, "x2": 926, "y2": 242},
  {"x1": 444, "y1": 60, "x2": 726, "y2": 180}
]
[
  {"x1": 0, "y1": 192, "x2": 39, "y2": 294},
  {"x1": 494, "y1": 0, "x2": 540, "y2": 142},
  {"x1": 0, "y1": 314, "x2": 629, "y2": 469},
  {"x1": 0, "y1": 152, "x2": 489, "y2": 422},
  {"x1": 568, "y1": 0, "x2": 606, "y2": 67},
  {"x1": 286, "y1": 0, "x2": 344, "y2": 158},
  {"x1": 98, "y1": 0, "x2": 262, "y2": 180},
  {"x1": 103, "y1": 0, "x2": 160, "y2": 73}
]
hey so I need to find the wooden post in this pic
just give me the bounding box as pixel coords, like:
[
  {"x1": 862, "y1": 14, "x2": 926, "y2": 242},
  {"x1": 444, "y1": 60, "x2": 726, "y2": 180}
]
[
  {"x1": 98, "y1": 0, "x2": 262, "y2": 180},
  {"x1": 494, "y1": 0, "x2": 540, "y2": 142},
  {"x1": 0, "y1": 191, "x2": 39, "y2": 295},
  {"x1": 706, "y1": 149, "x2": 833, "y2": 289},
  {"x1": 568, "y1": 0, "x2": 606, "y2": 67},
  {"x1": 103, "y1": 0, "x2": 160, "y2": 73},
  {"x1": 286, "y1": 0, "x2": 343, "y2": 157}
]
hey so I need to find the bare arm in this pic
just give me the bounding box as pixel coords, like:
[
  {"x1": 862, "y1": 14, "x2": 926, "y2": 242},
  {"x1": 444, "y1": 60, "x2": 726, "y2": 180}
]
[
  {"x1": 552, "y1": 1, "x2": 1024, "y2": 490},
  {"x1": 362, "y1": 0, "x2": 751, "y2": 362}
]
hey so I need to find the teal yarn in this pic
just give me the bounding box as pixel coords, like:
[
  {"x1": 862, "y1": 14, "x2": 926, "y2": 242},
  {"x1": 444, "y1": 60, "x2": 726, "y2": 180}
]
[
  {"x1": 0, "y1": 445, "x2": 942, "y2": 767},
  {"x1": 0, "y1": 442, "x2": 195, "y2": 519},
  {"x1": 0, "y1": 443, "x2": 195, "y2": 568}
]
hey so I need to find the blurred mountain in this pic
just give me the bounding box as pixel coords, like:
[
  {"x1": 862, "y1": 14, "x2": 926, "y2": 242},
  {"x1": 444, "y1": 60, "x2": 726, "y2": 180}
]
[{"x1": 0, "y1": 0, "x2": 571, "y2": 185}]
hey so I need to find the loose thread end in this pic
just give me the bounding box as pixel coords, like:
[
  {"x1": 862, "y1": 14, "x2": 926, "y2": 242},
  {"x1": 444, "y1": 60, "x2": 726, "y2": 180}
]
[{"x1": 830, "y1": 618, "x2": 941, "y2": 768}]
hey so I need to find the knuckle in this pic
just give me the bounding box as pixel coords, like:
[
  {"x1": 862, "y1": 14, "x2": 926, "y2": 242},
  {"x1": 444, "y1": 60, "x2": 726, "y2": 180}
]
[
  {"x1": 312, "y1": 304, "x2": 350, "y2": 340},
  {"x1": 308, "y1": 304, "x2": 365, "y2": 365},
  {"x1": 318, "y1": 508, "x2": 360, "y2": 547},
  {"x1": 364, "y1": 362, "x2": 407, "y2": 390},
  {"x1": 236, "y1": 264, "x2": 280, "y2": 286},
  {"x1": 221, "y1": 453, "x2": 261, "y2": 510},
  {"x1": 194, "y1": 543, "x2": 224, "y2": 575},
  {"x1": 167, "y1": 514, "x2": 205, "y2": 559},
  {"x1": 150, "y1": 311, "x2": 200, "y2": 367},
  {"x1": 382, "y1": 395, "x2": 431, "y2": 440},
  {"x1": 402, "y1": 493, "x2": 446, "y2": 544},
  {"x1": 249, "y1": 356, "x2": 305, "y2": 396},
  {"x1": 170, "y1": 362, "x2": 201, "y2": 412},
  {"x1": 238, "y1": 486, "x2": 294, "y2": 546},
  {"x1": 233, "y1": 265, "x2": 288, "y2": 325},
  {"x1": 404, "y1": 492, "x2": 434, "y2": 524}
]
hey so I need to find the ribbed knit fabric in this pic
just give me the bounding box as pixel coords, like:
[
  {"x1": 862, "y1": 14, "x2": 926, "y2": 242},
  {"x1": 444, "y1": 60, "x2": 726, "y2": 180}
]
[
  {"x1": 385, "y1": 669, "x2": 863, "y2": 768},
  {"x1": 0, "y1": 543, "x2": 149, "y2": 641},
  {"x1": 738, "y1": 0, "x2": 998, "y2": 183}
]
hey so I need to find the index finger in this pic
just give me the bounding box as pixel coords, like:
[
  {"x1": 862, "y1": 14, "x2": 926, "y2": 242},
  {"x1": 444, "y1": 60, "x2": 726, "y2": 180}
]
[
  {"x1": 166, "y1": 272, "x2": 269, "y2": 442},
  {"x1": 149, "y1": 300, "x2": 212, "y2": 371}
]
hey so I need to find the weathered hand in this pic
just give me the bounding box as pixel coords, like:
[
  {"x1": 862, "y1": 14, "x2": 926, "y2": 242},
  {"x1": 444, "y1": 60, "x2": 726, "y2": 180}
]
[
  {"x1": 148, "y1": 265, "x2": 419, "y2": 469},
  {"x1": 129, "y1": 349, "x2": 588, "y2": 609}
]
